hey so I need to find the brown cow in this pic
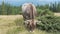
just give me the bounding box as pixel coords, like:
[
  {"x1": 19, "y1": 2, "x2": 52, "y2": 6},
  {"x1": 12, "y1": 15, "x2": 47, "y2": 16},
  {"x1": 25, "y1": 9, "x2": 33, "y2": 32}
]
[
  {"x1": 22, "y1": 3, "x2": 37, "y2": 32},
  {"x1": 22, "y1": 3, "x2": 37, "y2": 20},
  {"x1": 24, "y1": 20, "x2": 38, "y2": 32}
]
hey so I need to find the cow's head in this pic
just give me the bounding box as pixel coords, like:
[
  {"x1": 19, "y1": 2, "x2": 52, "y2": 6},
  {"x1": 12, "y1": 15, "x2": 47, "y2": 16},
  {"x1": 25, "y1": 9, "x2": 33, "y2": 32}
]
[
  {"x1": 24, "y1": 20, "x2": 39, "y2": 25},
  {"x1": 24, "y1": 19, "x2": 40, "y2": 32}
]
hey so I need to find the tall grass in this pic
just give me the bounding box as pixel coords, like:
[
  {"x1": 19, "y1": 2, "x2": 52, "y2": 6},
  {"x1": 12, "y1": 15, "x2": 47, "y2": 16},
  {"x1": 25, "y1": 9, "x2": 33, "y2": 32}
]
[{"x1": 6, "y1": 18, "x2": 26, "y2": 34}]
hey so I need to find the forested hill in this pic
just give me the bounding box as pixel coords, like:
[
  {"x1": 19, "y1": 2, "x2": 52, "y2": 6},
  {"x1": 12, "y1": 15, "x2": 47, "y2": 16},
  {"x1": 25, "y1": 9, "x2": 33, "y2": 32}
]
[{"x1": 0, "y1": 1, "x2": 60, "y2": 15}]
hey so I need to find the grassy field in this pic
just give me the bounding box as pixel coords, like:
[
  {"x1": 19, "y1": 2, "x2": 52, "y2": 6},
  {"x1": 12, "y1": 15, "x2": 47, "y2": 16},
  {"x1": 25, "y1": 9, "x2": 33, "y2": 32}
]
[
  {"x1": 54, "y1": 13, "x2": 60, "y2": 16},
  {"x1": 0, "y1": 14, "x2": 60, "y2": 34},
  {"x1": 0, "y1": 15, "x2": 23, "y2": 34}
]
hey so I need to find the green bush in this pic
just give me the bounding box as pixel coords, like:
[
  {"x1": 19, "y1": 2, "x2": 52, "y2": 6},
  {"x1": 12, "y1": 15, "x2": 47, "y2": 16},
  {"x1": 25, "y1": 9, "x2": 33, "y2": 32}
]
[
  {"x1": 37, "y1": 9, "x2": 54, "y2": 16},
  {"x1": 37, "y1": 15, "x2": 60, "y2": 32}
]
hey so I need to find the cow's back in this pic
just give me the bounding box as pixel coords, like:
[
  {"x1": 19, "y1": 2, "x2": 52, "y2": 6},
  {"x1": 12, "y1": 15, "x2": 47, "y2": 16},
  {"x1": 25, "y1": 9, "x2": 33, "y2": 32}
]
[{"x1": 22, "y1": 3, "x2": 37, "y2": 20}]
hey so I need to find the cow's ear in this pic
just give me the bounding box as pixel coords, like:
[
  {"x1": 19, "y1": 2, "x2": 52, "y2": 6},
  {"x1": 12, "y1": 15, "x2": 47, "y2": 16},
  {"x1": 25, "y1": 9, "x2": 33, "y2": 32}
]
[
  {"x1": 36, "y1": 21, "x2": 38, "y2": 23},
  {"x1": 36, "y1": 21, "x2": 41, "y2": 24}
]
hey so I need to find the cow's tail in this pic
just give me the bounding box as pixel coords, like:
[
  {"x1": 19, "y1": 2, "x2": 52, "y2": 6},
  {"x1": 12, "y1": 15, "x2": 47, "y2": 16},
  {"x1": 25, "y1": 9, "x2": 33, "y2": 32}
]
[
  {"x1": 30, "y1": 4, "x2": 34, "y2": 19},
  {"x1": 30, "y1": 4, "x2": 34, "y2": 24}
]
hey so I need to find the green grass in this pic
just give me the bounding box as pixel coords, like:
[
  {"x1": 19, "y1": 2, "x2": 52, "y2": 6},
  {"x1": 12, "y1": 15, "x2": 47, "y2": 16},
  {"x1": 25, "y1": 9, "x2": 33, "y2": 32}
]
[{"x1": 0, "y1": 15, "x2": 60, "y2": 34}]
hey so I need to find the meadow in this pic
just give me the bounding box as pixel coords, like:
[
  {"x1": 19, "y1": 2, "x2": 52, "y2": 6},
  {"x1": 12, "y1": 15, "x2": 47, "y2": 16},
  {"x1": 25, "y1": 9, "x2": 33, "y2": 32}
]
[
  {"x1": 0, "y1": 1, "x2": 60, "y2": 34},
  {"x1": 0, "y1": 14, "x2": 60, "y2": 34},
  {"x1": 0, "y1": 15, "x2": 45, "y2": 34}
]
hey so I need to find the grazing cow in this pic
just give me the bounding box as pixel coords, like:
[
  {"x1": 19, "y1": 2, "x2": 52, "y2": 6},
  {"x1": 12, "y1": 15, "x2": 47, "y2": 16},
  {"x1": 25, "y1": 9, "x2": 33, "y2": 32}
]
[
  {"x1": 22, "y1": 3, "x2": 37, "y2": 32},
  {"x1": 22, "y1": 3, "x2": 37, "y2": 20},
  {"x1": 24, "y1": 19, "x2": 38, "y2": 32}
]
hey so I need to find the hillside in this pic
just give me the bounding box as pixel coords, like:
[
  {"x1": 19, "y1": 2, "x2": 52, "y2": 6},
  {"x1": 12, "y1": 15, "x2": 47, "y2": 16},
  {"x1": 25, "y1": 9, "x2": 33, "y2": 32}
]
[{"x1": 0, "y1": 15, "x2": 60, "y2": 34}]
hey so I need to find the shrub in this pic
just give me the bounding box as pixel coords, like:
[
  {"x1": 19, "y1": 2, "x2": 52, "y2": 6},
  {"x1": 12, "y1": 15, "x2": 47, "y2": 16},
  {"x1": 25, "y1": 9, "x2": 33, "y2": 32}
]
[
  {"x1": 37, "y1": 15, "x2": 60, "y2": 32},
  {"x1": 37, "y1": 9, "x2": 54, "y2": 16}
]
